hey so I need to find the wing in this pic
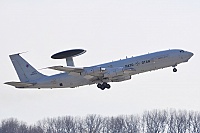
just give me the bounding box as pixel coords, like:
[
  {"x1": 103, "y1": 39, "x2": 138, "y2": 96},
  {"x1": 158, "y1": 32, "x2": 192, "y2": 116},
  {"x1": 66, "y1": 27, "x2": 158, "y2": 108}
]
[
  {"x1": 4, "y1": 82, "x2": 34, "y2": 88},
  {"x1": 48, "y1": 65, "x2": 135, "y2": 82},
  {"x1": 48, "y1": 66, "x2": 84, "y2": 73}
]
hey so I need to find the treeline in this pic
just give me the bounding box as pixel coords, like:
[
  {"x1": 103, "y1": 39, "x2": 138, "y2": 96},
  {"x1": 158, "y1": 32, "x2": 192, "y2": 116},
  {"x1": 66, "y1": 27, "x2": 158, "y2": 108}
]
[{"x1": 0, "y1": 109, "x2": 200, "y2": 133}]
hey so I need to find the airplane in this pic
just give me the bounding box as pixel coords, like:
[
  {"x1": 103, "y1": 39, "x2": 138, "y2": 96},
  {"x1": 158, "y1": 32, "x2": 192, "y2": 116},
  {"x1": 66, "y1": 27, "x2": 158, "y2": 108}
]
[{"x1": 4, "y1": 49, "x2": 193, "y2": 90}]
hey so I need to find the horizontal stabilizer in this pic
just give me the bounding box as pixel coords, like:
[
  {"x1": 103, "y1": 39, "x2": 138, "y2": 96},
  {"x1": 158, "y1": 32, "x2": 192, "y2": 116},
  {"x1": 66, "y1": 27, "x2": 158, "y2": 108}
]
[
  {"x1": 48, "y1": 66, "x2": 84, "y2": 73},
  {"x1": 4, "y1": 82, "x2": 34, "y2": 88}
]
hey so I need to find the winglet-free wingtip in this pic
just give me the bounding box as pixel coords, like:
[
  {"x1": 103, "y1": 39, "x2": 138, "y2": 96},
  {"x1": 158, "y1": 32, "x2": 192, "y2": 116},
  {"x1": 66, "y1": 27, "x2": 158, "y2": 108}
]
[
  {"x1": 9, "y1": 51, "x2": 28, "y2": 56},
  {"x1": 4, "y1": 81, "x2": 34, "y2": 88}
]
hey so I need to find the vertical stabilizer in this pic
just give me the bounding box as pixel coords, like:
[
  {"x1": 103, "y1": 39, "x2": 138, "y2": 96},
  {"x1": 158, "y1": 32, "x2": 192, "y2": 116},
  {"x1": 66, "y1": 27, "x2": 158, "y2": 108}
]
[{"x1": 9, "y1": 54, "x2": 46, "y2": 82}]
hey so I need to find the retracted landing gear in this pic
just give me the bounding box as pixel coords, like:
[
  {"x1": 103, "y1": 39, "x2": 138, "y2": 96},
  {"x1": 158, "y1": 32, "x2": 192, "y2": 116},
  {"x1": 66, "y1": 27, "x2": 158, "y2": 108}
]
[{"x1": 97, "y1": 82, "x2": 111, "y2": 90}]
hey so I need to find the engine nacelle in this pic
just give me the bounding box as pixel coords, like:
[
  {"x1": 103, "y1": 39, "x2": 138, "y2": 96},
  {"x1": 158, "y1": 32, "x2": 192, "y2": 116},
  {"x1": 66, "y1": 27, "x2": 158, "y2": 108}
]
[
  {"x1": 104, "y1": 67, "x2": 124, "y2": 78},
  {"x1": 81, "y1": 66, "x2": 103, "y2": 76},
  {"x1": 111, "y1": 75, "x2": 131, "y2": 82}
]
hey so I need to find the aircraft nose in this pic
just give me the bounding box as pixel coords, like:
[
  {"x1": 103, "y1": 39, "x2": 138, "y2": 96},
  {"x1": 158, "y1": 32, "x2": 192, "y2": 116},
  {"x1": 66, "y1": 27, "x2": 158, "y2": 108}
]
[
  {"x1": 186, "y1": 51, "x2": 194, "y2": 59},
  {"x1": 188, "y1": 52, "x2": 194, "y2": 57}
]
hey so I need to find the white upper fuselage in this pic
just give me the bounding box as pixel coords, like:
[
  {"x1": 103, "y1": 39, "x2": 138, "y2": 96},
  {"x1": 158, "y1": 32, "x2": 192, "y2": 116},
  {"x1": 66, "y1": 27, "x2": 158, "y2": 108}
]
[{"x1": 33, "y1": 49, "x2": 193, "y2": 89}]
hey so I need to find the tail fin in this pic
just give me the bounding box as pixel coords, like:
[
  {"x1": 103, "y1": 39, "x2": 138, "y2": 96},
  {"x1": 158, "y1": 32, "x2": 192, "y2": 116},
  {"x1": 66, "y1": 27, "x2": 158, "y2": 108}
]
[{"x1": 9, "y1": 54, "x2": 46, "y2": 82}]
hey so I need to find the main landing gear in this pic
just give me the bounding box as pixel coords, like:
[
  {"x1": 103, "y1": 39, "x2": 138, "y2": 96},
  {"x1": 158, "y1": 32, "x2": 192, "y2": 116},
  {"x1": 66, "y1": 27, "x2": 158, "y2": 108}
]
[{"x1": 97, "y1": 82, "x2": 111, "y2": 90}]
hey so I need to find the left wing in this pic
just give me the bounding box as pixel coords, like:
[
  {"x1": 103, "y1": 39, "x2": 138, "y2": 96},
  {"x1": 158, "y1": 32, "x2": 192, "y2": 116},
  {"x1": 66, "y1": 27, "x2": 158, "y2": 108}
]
[{"x1": 48, "y1": 66, "x2": 84, "y2": 73}]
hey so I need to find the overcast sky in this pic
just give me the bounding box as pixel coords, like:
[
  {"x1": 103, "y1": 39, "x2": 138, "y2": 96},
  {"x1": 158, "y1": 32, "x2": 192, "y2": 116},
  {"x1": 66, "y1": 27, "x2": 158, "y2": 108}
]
[{"x1": 0, "y1": 0, "x2": 200, "y2": 124}]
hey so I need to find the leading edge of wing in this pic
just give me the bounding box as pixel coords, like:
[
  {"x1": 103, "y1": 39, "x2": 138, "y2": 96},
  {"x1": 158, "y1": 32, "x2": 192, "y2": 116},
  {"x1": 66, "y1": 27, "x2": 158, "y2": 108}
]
[
  {"x1": 48, "y1": 66, "x2": 84, "y2": 73},
  {"x1": 48, "y1": 66, "x2": 95, "y2": 80}
]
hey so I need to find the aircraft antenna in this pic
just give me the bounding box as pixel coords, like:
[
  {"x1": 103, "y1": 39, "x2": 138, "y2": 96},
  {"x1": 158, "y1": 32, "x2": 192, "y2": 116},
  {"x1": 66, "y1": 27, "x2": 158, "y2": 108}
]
[{"x1": 51, "y1": 49, "x2": 86, "y2": 66}]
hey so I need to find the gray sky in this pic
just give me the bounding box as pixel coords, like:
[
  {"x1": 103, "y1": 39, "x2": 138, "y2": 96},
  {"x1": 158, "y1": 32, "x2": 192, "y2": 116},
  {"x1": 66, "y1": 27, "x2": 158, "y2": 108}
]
[{"x1": 0, "y1": 0, "x2": 200, "y2": 124}]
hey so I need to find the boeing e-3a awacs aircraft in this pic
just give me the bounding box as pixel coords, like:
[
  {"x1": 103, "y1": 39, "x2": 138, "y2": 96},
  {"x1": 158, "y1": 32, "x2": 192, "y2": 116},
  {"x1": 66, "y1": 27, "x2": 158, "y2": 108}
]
[{"x1": 5, "y1": 49, "x2": 193, "y2": 90}]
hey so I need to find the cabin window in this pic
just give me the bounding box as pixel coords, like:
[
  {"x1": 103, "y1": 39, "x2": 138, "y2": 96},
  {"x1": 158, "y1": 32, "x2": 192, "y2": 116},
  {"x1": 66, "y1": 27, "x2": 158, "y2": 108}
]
[{"x1": 180, "y1": 50, "x2": 184, "y2": 53}]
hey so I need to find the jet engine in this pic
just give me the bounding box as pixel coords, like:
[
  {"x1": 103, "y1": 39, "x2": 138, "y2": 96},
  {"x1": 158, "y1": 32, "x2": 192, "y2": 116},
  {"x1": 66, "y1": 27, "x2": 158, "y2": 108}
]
[
  {"x1": 81, "y1": 66, "x2": 104, "y2": 76},
  {"x1": 104, "y1": 67, "x2": 124, "y2": 78},
  {"x1": 111, "y1": 75, "x2": 131, "y2": 82}
]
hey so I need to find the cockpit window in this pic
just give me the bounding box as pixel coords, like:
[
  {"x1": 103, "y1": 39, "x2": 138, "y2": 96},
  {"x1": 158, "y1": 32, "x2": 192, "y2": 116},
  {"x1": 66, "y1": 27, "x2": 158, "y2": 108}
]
[{"x1": 180, "y1": 50, "x2": 184, "y2": 53}]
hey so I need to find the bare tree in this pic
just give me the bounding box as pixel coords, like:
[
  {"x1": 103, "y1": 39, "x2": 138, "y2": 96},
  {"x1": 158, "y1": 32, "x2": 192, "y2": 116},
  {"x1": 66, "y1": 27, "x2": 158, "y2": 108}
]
[
  {"x1": 84, "y1": 115, "x2": 104, "y2": 133},
  {"x1": 37, "y1": 118, "x2": 55, "y2": 133},
  {"x1": 142, "y1": 110, "x2": 168, "y2": 133},
  {"x1": 100, "y1": 115, "x2": 140, "y2": 133},
  {"x1": 0, "y1": 118, "x2": 30, "y2": 133},
  {"x1": 62, "y1": 116, "x2": 77, "y2": 133},
  {"x1": 101, "y1": 117, "x2": 110, "y2": 133},
  {"x1": 18, "y1": 122, "x2": 29, "y2": 133},
  {"x1": 1, "y1": 109, "x2": 200, "y2": 133},
  {"x1": 108, "y1": 116, "x2": 127, "y2": 133},
  {"x1": 28, "y1": 125, "x2": 44, "y2": 133},
  {"x1": 167, "y1": 110, "x2": 177, "y2": 133},
  {"x1": 76, "y1": 117, "x2": 86, "y2": 133},
  {"x1": 0, "y1": 118, "x2": 19, "y2": 133},
  {"x1": 167, "y1": 110, "x2": 188, "y2": 133},
  {"x1": 124, "y1": 115, "x2": 140, "y2": 133},
  {"x1": 187, "y1": 111, "x2": 200, "y2": 133}
]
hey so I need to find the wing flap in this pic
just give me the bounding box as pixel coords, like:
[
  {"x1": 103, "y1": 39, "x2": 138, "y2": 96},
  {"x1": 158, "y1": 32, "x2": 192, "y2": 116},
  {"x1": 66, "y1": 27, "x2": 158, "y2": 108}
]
[{"x1": 4, "y1": 82, "x2": 34, "y2": 88}]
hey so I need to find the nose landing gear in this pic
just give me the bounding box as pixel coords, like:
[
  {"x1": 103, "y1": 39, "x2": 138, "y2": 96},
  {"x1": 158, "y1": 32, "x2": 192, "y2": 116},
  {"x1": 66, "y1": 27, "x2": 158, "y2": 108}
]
[
  {"x1": 173, "y1": 67, "x2": 177, "y2": 72},
  {"x1": 97, "y1": 82, "x2": 111, "y2": 90},
  {"x1": 172, "y1": 64, "x2": 178, "y2": 72}
]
